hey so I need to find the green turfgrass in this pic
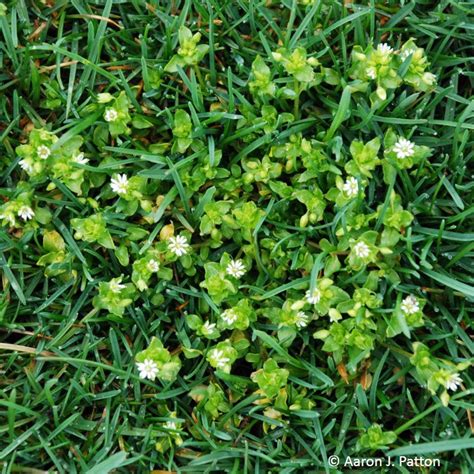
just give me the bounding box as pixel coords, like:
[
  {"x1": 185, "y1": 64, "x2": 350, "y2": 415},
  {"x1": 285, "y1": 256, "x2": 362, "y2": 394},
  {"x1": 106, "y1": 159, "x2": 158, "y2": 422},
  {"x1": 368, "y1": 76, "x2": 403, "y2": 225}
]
[{"x1": 0, "y1": 1, "x2": 473, "y2": 472}]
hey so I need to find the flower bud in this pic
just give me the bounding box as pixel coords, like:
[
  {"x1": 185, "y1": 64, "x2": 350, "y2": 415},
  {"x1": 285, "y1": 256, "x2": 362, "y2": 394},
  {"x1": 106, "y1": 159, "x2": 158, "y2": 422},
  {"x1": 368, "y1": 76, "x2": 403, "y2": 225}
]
[
  {"x1": 300, "y1": 212, "x2": 309, "y2": 228},
  {"x1": 160, "y1": 222, "x2": 175, "y2": 241},
  {"x1": 97, "y1": 93, "x2": 114, "y2": 103}
]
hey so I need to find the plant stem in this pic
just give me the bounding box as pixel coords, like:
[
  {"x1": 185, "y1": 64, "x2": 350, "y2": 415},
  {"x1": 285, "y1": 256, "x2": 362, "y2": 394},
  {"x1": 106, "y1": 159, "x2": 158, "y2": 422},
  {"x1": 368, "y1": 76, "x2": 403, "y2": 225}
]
[
  {"x1": 293, "y1": 79, "x2": 300, "y2": 119},
  {"x1": 394, "y1": 403, "x2": 441, "y2": 435},
  {"x1": 194, "y1": 65, "x2": 206, "y2": 92}
]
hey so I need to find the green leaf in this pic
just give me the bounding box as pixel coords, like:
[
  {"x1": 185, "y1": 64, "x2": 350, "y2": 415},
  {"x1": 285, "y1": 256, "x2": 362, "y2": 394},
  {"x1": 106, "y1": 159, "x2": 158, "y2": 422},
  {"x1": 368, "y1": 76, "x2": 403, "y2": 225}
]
[
  {"x1": 422, "y1": 269, "x2": 474, "y2": 299},
  {"x1": 325, "y1": 86, "x2": 351, "y2": 141},
  {"x1": 388, "y1": 438, "x2": 474, "y2": 456}
]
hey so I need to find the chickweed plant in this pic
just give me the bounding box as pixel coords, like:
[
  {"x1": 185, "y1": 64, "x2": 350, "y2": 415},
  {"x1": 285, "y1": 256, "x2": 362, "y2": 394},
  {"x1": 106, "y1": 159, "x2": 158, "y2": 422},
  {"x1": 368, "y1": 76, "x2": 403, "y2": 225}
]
[{"x1": 0, "y1": 1, "x2": 473, "y2": 472}]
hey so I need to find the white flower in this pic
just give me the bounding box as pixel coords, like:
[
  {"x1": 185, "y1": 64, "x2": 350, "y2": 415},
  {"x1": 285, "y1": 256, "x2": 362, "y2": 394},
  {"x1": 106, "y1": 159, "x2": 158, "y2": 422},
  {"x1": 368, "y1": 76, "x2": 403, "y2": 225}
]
[
  {"x1": 19, "y1": 159, "x2": 33, "y2": 173},
  {"x1": 393, "y1": 137, "x2": 415, "y2": 159},
  {"x1": 295, "y1": 311, "x2": 309, "y2": 328},
  {"x1": 109, "y1": 279, "x2": 126, "y2": 293},
  {"x1": 136, "y1": 358, "x2": 159, "y2": 380},
  {"x1": 202, "y1": 321, "x2": 216, "y2": 335},
  {"x1": 377, "y1": 43, "x2": 393, "y2": 55},
  {"x1": 423, "y1": 72, "x2": 436, "y2": 86},
  {"x1": 305, "y1": 288, "x2": 321, "y2": 305},
  {"x1": 104, "y1": 108, "x2": 118, "y2": 122},
  {"x1": 226, "y1": 259, "x2": 246, "y2": 278},
  {"x1": 400, "y1": 47, "x2": 416, "y2": 61},
  {"x1": 165, "y1": 420, "x2": 177, "y2": 430},
  {"x1": 401, "y1": 295, "x2": 419, "y2": 315},
  {"x1": 221, "y1": 309, "x2": 238, "y2": 325},
  {"x1": 446, "y1": 373, "x2": 462, "y2": 392},
  {"x1": 210, "y1": 349, "x2": 230, "y2": 369},
  {"x1": 37, "y1": 145, "x2": 51, "y2": 160},
  {"x1": 366, "y1": 67, "x2": 377, "y2": 79},
  {"x1": 168, "y1": 235, "x2": 190, "y2": 257},
  {"x1": 147, "y1": 259, "x2": 160, "y2": 272},
  {"x1": 354, "y1": 241, "x2": 370, "y2": 259},
  {"x1": 73, "y1": 152, "x2": 89, "y2": 165},
  {"x1": 110, "y1": 174, "x2": 129, "y2": 195},
  {"x1": 343, "y1": 177, "x2": 359, "y2": 197},
  {"x1": 17, "y1": 206, "x2": 34, "y2": 221}
]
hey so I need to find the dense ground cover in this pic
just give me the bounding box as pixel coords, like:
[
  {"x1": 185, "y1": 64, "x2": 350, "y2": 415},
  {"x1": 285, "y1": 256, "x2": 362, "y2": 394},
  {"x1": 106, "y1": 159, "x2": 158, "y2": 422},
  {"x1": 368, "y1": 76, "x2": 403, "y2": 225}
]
[{"x1": 0, "y1": 0, "x2": 473, "y2": 472}]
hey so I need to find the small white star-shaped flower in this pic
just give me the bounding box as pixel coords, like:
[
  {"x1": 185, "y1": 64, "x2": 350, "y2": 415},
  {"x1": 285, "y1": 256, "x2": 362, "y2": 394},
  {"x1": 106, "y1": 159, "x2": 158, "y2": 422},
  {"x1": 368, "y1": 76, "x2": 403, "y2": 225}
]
[
  {"x1": 109, "y1": 279, "x2": 126, "y2": 294},
  {"x1": 201, "y1": 321, "x2": 216, "y2": 335},
  {"x1": 221, "y1": 309, "x2": 238, "y2": 325},
  {"x1": 401, "y1": 295, "x2": 419, "y2": 315},
  {"x1": 393, "y1": 137, "x2": 415, "y2": 159},
  {"x1": 400, "y1": 47, "x2": 416, "y2": 61},
  {"x1": 147, "y1": 259, "x2": 160, "y2": 272},
  {"x1": 305, "y1": 288, "x2": 322, "y2": 305},
  {"x1": 226, "y1": 259, "x2": 246, "y2": 278},
  {"x1": 343, "y1": 177, "x2": 359, "y2": 197},
  {"x1": 19, "y1": 159, "x2": 33, "y2": 173},
  {"x1": 37, "y1": 145, "x2": 51, "y2": 160},
  {"x1": 423, "y1": 72, "x2": 437, "y2": 85},
  {"x1": 17, "y1": 206, "x2": 34, "y2": 221},
  {"x1": 136, "y1": 358, "x2": 159, "y2": 380},
  {"x1": 377, "y1": 43, "x2": 393, "y2": 55},
  {"x1": 110, "y1": 174, "x2": 129, "y2": 195},
  {"x1": 366, "y1": 67, "x2": 377, "y2": 79},
  {"x1": 168, "y1": 235, "x2": 190, "y2": 257},
  {"x1": 73, "y1": 152, "x2": 89, "y2": 165},
  {"x1": 104, "y1": 108, "x2": 119, "y2": 122},
  {"x1": 165, "y1": 420, "x2": 178, "y2": 430},
  {"x1": 210, "y1": 349, "x2": 230, "y2": 369},
  {"x1": 295, "y1": 311, "x2": 309, "y2": 328},
  {"x1": 446, "y1": 373, "x2": 462, "y2": 392},
  {"x1": 354, "y1": 241, "x2": 370, "y2": 259}
]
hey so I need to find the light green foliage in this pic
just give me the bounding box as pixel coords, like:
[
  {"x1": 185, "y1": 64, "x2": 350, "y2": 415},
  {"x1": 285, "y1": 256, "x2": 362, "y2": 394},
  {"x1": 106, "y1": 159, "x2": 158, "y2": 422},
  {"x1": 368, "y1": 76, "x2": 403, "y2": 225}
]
[
  {"x1": 383, "y1": 128, "x2": 432, "y2": 169},
  {"x1": 37, "y1": 230, "x2": 75, "y2": 279},
  {"x1": 16, "y1": 128, "x2": 86, "y2": 194},
  {"x1": 272, "y1": 47, "x2": 319, "y2": 83},
  {"x1": 218, "y1": 298, "x2": 254, "y2": 330},
  {"x1": 0, "y1": 186, "x2": 39, "y2": 228},
  {"x1": 206, "y1": 340, "x2": 239, "y2": 373},
  {"x1": 71, "y1": 213, "x2": 115, "y2": 249},
  {"x1": 349, "y1": 39, "x2": 436, "y2": 106},
  {"x1": 251, "y1": 358, "x2": 289, "y2": 399},
  {"x1": 232, "y1": 201, "x2": 266, "y2": 242},
  {"x1": 386, "y1": 294, "x2": 425, "y2": 338},
  {"x1": 131, "y1": 249, "x2": 172, "y2": 291},
  {"x1": 135, "y1": 337, "x2": 182, "y2": 382},
  {"x1": 172, "y1": 109, "x2": 193, "y2": 153},
  {"x1": 400, "y1": 39, "x2": 437, "y2": 91},
  {"x1": 93, "y1": 276, "x2": 136, "y2": 316},
  {"x1": 186, "y1": 313, "x2": 220, "y2": 339},
  {"x1": 346, "y1": 137, "x2": 381, "y2": 177},
  {"x1": 100, "y1": 91, "x2": 132, "y2": 136},
  {"x1": 165, "y1": 26, "x2": 209, "y2": 72},
  {"x1": 380, "y1": 191, "x2": 414, "y2": 231},
  {"x1": 249, "y1": 56, "x2": 276, "y2": 97},
  {"x1": 1, "y1": 2, "x2": 472, "y2": 471},
  {"x1": 357, "y1": 424, "x2": 397, "y2": 450},
  {"x1": 200, "y1": 260, "x2": 237, "y2": 304},
  {"x1": 189, "y1": 383, "x2": 230, "y2": 419}
]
